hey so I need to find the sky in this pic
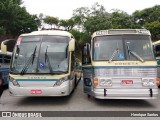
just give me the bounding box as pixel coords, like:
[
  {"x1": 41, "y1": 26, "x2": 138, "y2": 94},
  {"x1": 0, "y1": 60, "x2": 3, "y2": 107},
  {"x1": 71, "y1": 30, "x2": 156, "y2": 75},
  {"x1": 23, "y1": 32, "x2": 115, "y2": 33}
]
[{"x1": 23, "y1": 0, "x2": 160, "y2": 19}]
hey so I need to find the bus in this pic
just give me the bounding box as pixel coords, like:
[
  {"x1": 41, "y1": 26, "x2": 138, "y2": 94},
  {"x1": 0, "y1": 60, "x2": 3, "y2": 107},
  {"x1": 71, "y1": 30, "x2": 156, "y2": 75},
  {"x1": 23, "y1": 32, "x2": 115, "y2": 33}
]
[
  {"x1": 82, "y1": 29, "x2": 159, "y2": 99},
  {"x1": 1, "y1": 30, "x2": 81, "y2": 96},
  {"x1": 152, "y1": 40, "x2": 160, "y2": 87},
  {"x1": 0, "y1": 39, "x2": 16, "y2": 87}
]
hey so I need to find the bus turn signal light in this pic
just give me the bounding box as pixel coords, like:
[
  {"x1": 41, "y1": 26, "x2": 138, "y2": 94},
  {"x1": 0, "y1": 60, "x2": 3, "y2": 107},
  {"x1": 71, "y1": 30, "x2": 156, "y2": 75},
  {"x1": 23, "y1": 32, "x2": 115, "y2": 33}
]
[{"x1": 93, "y1": 78, "x2": 98, "y2": 86}]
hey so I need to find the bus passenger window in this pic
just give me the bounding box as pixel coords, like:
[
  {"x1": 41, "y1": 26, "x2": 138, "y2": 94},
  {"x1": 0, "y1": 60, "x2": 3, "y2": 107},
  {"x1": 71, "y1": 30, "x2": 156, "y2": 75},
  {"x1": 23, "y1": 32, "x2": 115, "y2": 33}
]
[
  {"x1": 0, "y1": 55, "x2": 2, "y2": 63},
  {"x1": 4, "y1": 55, "x2": 11, "y2": 63},
  {"x1": 155, "y1": 44, "x2": 160, "y2": 57}
]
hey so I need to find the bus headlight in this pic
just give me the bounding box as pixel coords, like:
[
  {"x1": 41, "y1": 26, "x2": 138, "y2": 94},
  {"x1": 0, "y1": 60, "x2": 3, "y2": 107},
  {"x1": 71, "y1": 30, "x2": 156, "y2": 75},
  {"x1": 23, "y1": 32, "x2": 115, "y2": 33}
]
[
  {"x1": 53, "y1": 76, "x2": 68, "y2": 86},
  {"x1": 99, "y1": 78, "x2": 112, "y2": 87},
  {"x1": 9, "y1": 76, "x2": 20, "y2": 87},
  {"x1": 142, "y1": 79, "x2": 155, "y2": 87},
  {"x1": 148, "y1": 79, "x2": 155, "y2": 86}
]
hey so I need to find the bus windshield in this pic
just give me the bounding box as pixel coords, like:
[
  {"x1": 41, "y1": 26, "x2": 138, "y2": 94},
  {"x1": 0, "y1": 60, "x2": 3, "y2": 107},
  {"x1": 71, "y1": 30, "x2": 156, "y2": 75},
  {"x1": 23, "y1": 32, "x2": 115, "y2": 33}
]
[
  {"x1": 93, "y1": 35, "x2": 154, "y2": 61},
  {"x1": 11, "y1": 35, "x2": 69, "y2": 74}
]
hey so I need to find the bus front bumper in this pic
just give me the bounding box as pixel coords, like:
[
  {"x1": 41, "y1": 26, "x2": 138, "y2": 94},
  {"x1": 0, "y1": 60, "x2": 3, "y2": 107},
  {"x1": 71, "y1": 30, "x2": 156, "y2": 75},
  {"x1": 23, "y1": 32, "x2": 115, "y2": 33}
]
[
  {"x1": 92, "y1": 88, "x2": 159, "y2": 99},
  {"x1": 9, "y1": 84, "x2": 71, "y2": 96}
]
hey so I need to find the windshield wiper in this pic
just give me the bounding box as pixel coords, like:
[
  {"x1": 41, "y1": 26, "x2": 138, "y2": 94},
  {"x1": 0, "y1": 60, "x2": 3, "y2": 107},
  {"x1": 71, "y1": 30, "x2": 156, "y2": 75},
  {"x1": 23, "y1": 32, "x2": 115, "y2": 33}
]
[
  {"x1": 129, "y1": 50, "x2": 145, "y2": 62},
  {"x1": 20, "y1": 46, "x2": 37, "y2": 75},
  {"x1": 109, "y1": 48, "x2": 119, "y2": 63},
  {"x1": 45, "y1": 46, "x2": 54, "y2": 74},
  {"x1": 127, "y1": 46, "x2": 144, "y2": 62}
]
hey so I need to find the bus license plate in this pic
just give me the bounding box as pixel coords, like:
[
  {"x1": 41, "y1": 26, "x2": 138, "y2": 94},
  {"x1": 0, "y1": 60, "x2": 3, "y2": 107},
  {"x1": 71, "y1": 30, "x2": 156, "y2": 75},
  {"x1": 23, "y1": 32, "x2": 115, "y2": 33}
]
[
  {"x1": 121, "y1": 80, "x2": 133, "y2": 85},
  {"x1": 31, "y1": 90, "x2": 42, "y2": 94}
]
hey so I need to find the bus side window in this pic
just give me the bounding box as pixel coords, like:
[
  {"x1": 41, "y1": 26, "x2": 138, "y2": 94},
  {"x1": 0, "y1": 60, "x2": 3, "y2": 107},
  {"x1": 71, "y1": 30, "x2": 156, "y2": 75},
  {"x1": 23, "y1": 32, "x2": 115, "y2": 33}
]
[
  {"x1": 0, "y1": 54, "x2": 2, "y2": 63},
  {"x1": 155, "y1": 44, "x2": 160, "y2": 57},
  {"x1": 4, "y1": 55, "x2": 11, "y2": 63}
]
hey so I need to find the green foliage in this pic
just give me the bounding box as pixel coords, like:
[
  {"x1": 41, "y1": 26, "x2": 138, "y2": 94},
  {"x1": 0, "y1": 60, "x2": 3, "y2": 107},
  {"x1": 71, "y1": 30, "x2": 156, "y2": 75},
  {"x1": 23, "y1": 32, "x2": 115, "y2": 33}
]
[
  {"x1": 132, "y1": 5, "x2": 160, "y2": 27},
  {"x1": 71, "y1": 4, "x2": 160, "y2": 45},
  {"x1": 0, "y1": 0, "x2": 40, "y2": 36},
  {"x1": 70, "y1": 29, "x2": 90, "y2": 44},
  {"x1": 145, "y1": 21, "x2": 160, "y2": 39},
  {"x1": 84, "y1": 16, "x2": 111, "y2": 34},
  {"x1": 59, "y1": 18, "x2": 75, "y2": 31},
  {"x1": 1, "y1": 1, "x2": 159, "y2": 44},
  {"x1": 43, "y1": 16, "x2": 59, "y2": 29},
  {"x1": 69, "y1": 29, "x2": 90, "y2": 59},
  {"x1": 0, "y1": 27, "x2": 6, "y2": 35},
  {"x1": 84, "y1": 3, "x2": 111, "y2": 34},
  {"x1": 111, "y1": 9, "x2": 133, "y2": 29},
  {"x1": 73, "y1": 7, "x2": 90, "y2": 25}
]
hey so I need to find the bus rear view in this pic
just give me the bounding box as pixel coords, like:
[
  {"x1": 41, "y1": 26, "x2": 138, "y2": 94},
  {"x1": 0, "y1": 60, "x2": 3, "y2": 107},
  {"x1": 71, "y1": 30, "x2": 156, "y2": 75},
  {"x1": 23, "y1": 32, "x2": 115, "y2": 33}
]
[{"x1": 82, "y1": 29, "x2": 159, "y2": 99}]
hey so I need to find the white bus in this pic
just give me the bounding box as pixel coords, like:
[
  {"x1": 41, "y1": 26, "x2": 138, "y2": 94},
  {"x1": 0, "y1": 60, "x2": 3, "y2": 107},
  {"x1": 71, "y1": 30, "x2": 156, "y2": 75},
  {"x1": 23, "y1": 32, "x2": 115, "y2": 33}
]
[
  {"x1": 1, "y1": 30, "x2": 81, "y2": 96},
  {"x1": 82, "y1": 29, "x2": 159, "y2": 99}
]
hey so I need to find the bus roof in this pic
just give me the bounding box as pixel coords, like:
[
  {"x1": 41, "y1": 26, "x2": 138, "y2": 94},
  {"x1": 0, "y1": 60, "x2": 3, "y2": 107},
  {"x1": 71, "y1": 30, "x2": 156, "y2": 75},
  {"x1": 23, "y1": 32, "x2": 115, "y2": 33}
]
[
  {"x1": 92, "y1": 29, "x2": 151, "y2": 38},
  {"x1": 20, "y1": 30, "x2": 73, "y2": 38}
]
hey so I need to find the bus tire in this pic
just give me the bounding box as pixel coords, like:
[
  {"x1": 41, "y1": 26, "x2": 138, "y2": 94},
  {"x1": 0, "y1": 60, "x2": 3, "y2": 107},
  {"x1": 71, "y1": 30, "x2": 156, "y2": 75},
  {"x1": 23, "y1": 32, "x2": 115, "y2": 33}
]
[{"x1": 0, "y1": 75, "x2": 4, "y2": 99}]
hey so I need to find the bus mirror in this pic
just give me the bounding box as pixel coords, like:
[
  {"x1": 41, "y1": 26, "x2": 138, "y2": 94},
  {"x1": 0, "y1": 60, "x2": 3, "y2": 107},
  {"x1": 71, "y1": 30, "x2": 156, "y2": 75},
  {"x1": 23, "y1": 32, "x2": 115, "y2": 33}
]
[
  {"x1": 82, "y1": 43, "x2": 91, "y2": 65},
  {"x1": 1, "y1": 42, "x2": 7, "y2": 55},
  {"x1": 155, "y1": 44, "x2": 160, "y2": 57},
  {"x1": 79, "y1": 62, "x2": 82, "y2": 67},
  {"x1": 69, "y1": 39, "x2": 75, "y2": 52},
  {"x1": 1, "y1": 39, "x2": 16, "y2": 55}
]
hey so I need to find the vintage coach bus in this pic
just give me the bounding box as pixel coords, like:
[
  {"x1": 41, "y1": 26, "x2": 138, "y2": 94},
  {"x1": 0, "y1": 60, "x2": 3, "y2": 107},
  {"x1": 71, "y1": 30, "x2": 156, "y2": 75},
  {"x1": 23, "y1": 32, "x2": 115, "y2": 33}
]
[{"x1": 82, "y1": 29, "x2": 159, "y2": 99}]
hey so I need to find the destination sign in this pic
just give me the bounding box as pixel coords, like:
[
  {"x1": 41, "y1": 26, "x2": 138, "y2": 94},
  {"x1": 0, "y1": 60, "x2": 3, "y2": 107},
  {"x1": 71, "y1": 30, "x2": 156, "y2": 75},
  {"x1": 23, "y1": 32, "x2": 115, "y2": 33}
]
[{"x1": 95, "y1": 29, "x2": 150, "y2": 36}]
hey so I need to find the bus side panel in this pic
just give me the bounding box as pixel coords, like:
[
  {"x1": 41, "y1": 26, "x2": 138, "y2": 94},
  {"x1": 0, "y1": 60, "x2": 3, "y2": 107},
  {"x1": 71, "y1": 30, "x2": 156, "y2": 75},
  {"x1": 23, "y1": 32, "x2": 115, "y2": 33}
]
[
  {"x1": 83, "y1": 66, "x2": 93, "y2": 95},
  {"x1": 0, "y1": 68, "x2": 9, "y2": 86},
  {"x1": 156, "y1": 58, "x2": 160, "y2": 76}
]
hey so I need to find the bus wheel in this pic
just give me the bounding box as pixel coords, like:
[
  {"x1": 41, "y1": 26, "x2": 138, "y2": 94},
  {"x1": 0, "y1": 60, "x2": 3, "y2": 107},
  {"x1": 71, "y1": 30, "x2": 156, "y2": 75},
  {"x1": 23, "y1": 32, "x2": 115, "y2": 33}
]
[{"x1": 87, "y1": 94, "x2": 93, "y2": 101}]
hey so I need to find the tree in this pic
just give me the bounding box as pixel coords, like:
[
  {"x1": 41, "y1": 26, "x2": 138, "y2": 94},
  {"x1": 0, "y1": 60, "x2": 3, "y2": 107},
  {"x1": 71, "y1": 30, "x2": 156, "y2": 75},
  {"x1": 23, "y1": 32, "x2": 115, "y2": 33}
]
[
  {"x1": 132, "y1": 5, "x2": 160, "y2": 27},
  {"x1": 0, "y1": 27, "x2": 6, "y2": 35},
  {"x1": 84, "y1": 15, "x2": 111, "y2": 35},
  {"x1": 43, "y1": 16, "x2": 59, "y2": 29},
  {"x1": 70, "y1": 29, "x2": 90, "y2": 44},
  {"x1": 111, "y1": 9, "x2": 135, "y2": 29},
  {"x1": 69, "y1": 29, "x2": 90, "y2": 58},
  {"x1": 10, "y1": 7, "x2": 40, "y2": 35},
  {"x1": 38, "y1": 13, "x2": 44, "y2": 29},
  {"x1": 59, "y1": 18, "x2": 75, "y2": 31},
  {"x1": 0, "y1": 0, "x2": 40, "y2": 36},
  {"x1": 72, "y1": 6, "x2": 90, "y2": 31},
  {"x1": 145, "y1": 21, "x2": 160, "y2": 39},
  {"x1": 132, "y1": 5, "x2": 160, "y2": 39},
  {"x1": 73, "y1": 7, "x2": 90, "y2": 25},
  {"x1": 86, "y1": 3, "x2": 111, "y2": 33}
]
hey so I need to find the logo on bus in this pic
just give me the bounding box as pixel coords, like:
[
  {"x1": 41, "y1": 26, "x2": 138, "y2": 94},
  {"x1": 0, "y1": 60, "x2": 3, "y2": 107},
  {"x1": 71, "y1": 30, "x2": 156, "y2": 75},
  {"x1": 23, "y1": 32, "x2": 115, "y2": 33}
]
[
  {"x1": 115, "y1": 62, "x2": 138, "y2": 65},
  {"x1": 28, "y1": 76, "x2": 46, "y2": 79}
]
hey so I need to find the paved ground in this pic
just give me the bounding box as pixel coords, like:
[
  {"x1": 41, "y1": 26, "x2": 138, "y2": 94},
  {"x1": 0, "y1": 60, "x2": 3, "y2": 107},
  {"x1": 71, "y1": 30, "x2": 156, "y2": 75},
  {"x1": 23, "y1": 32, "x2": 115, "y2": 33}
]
[{"x1": 0, "y1": 80, "x2": 160, "y2": 119}]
